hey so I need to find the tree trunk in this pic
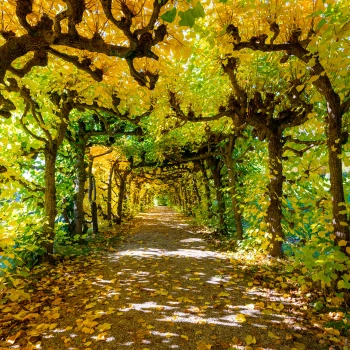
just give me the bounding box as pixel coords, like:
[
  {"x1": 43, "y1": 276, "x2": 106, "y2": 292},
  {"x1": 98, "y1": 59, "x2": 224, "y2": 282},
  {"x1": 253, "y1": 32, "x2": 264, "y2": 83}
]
[
  {"x1": 173, "y1": 185, "x2": 182, "y2": 207},
  {"x1": 182, "y1": 184, "x2": 189, "y2": 214},
  {"x1": 107, "y1": 161, "x2": 117, "y2": 223},
  {"x1": 192, "y1": 176, "x2": 201, "y2": 205},
  {"x1": 41, "y1": 146, "x2": 58, "y2": 263},
  {"x1": 91, "y1": 176, "x2": 98, "y2": 234},
  {"x1": 306, "y1": 62, "x2": 350, "y2": 252},
  {"x1": 88, "y1": 159, "x2": 99, "y2": 234},
  {"x1": 210, "y1": 157, "x2": 225, "y2": 231},
  {"x1": 116, "y1": 172, "x2": 130, "y2": 224},
  {"x1": 198, "y1": 160, "x2": 212, "y2": 218},
  {"x1": 73, "y1": 146, "x2": 87, "y2": 235},
  {"x1": 225, "y1": 154, "x2": 244, "y2": 240},
  {"x1": 267, "y1": 132, "x2": 284, "y2": 257},
  {"x1": 326, "y1": 99, "x2": 350, "y2": 252}
]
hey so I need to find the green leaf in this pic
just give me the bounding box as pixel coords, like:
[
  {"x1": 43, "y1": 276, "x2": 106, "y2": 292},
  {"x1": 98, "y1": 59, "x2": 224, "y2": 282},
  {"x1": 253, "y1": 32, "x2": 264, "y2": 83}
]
[
  {"x1": 317, "y1": 18, "x2": 327, "y2": 30},
  {"x1": 191, "y1": 2, "x2": 205, "y2": 18},
  {"x1": 219, "y1": 0, "x2": 228, "y2": 2},
  {"x1": 179, "y1": 10, "x2": 196, "y2": 27},
  {"x1": 160, "y1": 7, "x2": 177, "y2": 23}
]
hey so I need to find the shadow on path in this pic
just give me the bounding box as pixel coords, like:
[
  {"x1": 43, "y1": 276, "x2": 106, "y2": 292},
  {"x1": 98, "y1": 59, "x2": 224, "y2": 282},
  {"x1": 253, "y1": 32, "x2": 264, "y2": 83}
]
[{"x1": 42, "y1": 207, "x2": 323, "y2": 350}]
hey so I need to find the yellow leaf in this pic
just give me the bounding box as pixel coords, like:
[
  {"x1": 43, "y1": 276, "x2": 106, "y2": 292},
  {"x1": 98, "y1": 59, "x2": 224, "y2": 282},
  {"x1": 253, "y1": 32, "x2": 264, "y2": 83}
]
[
  {"x1": 181, "y1": 335, "x2": 189, "y2": 340},
  {"x1": 337, "y1": 280, "x2": 345, "y2": 289},
  {"x1": 46, "y1": 312, "x2": 60, "y2": 320},
  {"x1": 276, "y1": 303, "x2": 284, "y2": 311},
  {"x1": 293, "y1": 342, "x2": 306, "y2": 349},
  {"x1": 245, "y1": 335, "x2": 256, "y2": 345},
  {"x1": 236, "y1": 314, "x2": 246, "y2": 323},
  {"x1": 82, "y1": 327, "x2": 94, "y2": 334},
  {"x1": 52, "y1": 298, "x2": 62, "y2": 305},
  {"x1": 330, "y1": 234, "x2": 336, "y2": 240},
  {"x1": 254, "y1": 302, "x2": 264, "y2": 309},
  {"x1": 6, "y1": 331, "x2": 22, "y2": 345},
  {"x1": 97, "y1": 323, "x2": 111, "y2": 332},
  {"x1": 23, "y1": 313, "x2": 40, "y2": 320},
  {"x1": 268, "y1": 331, "x2": 280, "y2": 339},
  {"x1": 196, "y1": 340, "x2": 212, "y2": 350},
  {"x1": 85, "y1": 302, "x2": 97, "y2": 309},
  {"x1": 338, "y1": 240, "x2": 347, "y2": 246},
  {"x1": 346, "y1": 247, "x2": 350, "y2": 254},
  {"x1": 97, "y1": 332, "x2": 107, "y2": 341},
  {"x1": 340, "y1": 222, "x2": 348, "y2": 226},
  {"x1": 308, "y1": 75, "x2": 320, "y2": 83},
  {"x1": 218, "y1": 292, "x2": 230, "y2": 297},
  {"x1": 262, "y1": 309, "x2": 273, "y2": 315}
]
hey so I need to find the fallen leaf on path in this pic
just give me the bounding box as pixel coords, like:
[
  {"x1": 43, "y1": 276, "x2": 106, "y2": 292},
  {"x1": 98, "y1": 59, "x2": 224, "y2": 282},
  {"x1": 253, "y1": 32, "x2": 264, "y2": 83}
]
[
  {"x1": 268, "y1": 331, "x2": 280, "y2": 339},
  {"x1": 236, "y1": 313, "x2": 247, "y2": 322},
  {"x1": 6, "y1": 331, "x2": 23, "y2": 344},
  {"x1": 97, "y1": 323, "x2": 111, "y2": 332},
  {"x1": 245, "y1": 335, "x2": 256, "y2": 345},
  {"x1": 196, "y1": 340, "x2": 212, "y2": 349},
  {"x1": 85, "y1": 302, "x2": 97, "y2": 309}
]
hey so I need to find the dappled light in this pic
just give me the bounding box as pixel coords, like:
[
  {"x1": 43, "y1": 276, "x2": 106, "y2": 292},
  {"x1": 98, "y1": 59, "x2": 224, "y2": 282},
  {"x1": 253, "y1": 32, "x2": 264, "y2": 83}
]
[
  {"x1": 4, "y1": 208, "x2": 328, "y2": 350},
  {"x1": 0, "y1": 0, "x2": 349, "y2": 349}
]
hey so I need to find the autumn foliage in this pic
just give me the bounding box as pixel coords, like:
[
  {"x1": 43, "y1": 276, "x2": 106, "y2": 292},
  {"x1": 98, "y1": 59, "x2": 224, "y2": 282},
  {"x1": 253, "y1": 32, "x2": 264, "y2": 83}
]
[{"x1": 0, "y1": 0, "x2": 349, "y2": 343}]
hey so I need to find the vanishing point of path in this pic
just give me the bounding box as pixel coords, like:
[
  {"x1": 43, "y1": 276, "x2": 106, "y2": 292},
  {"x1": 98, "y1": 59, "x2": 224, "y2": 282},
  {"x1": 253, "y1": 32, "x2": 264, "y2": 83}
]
[{"x1": 42, "y1": 207, "x2": 324, "y2": 350}]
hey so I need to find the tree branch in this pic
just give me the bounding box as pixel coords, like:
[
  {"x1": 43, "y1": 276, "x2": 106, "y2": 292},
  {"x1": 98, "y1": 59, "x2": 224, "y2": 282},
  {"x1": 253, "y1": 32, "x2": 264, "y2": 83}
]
[
  {"x1": 48, "y1": 48, "x2": 103, "y2": 82},
  {"x1": 19, "y1": 102, "x2": 47, "y2": 143}
]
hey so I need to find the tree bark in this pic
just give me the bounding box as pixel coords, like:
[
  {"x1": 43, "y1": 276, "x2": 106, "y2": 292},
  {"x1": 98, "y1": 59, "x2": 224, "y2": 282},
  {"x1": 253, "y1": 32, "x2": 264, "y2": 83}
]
[
  {"x1": 88, "y1": 159, "x2": 98, "y2": 234},
  {"x1": 225, "y1": 154, "x2": 244, "y2": 240},
  {"x1": 192, "y1": 175, "x2": 202, "y2": 205},
  {"x1": 41, "y1": 146, "x2": 58, "y2": 263},
  {"x1": 107, "y1": 160, "x2": 118, "y2": 223},
  {"x1": 197, "y1": 160, "x2": 212, "y2": 218},
  {"x1": 115, "y1": 170, "x2": 131, "y2": 224},
  {"x1": 210, "y1": 157, "x2": 226, "y2": 231},
  {"x1": 116, "y1": 177, "x2": 125, "y2": 224},
  {"x1": 182, "y1": 183, "x2": 189, "y2": 214},
  {"x1": 73, "y1": 145, "x2": 87, "y2": 235},
  {"x1": 267, "y1": 131, "x2": 284, "y2": 257},
  {"x1": 224, "y1": 135, "x2": 244, "y2": 240},
  {"x1": 326, "y1": 98, "x2": 349, "y2": 251}
]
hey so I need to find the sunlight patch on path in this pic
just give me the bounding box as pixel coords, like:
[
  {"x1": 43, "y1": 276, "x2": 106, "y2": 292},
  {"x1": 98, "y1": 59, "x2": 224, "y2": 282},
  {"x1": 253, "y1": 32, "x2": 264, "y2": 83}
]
[{"x1": 116, "y1": 248, "x2": 226, "y2": 259}]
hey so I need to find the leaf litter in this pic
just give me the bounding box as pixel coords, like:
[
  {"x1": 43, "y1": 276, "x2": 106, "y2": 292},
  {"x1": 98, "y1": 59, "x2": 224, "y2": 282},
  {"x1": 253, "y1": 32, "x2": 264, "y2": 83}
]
[{"x1": 0, "y1": 207, "x2": 347, "y2": 349}]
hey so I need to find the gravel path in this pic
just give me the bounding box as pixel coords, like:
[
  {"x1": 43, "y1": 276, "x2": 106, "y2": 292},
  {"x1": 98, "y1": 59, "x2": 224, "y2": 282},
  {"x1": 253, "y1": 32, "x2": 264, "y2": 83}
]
[{"x1": 41, "y1": 207, "x2": 324, "y2": 350}]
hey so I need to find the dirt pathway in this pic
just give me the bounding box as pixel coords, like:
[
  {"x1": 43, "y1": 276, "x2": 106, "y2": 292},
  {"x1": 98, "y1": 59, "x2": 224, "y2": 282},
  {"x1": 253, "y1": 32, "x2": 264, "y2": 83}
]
[{"x1": 41, "y1": 207, "x2": 325, "y2": 350}]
